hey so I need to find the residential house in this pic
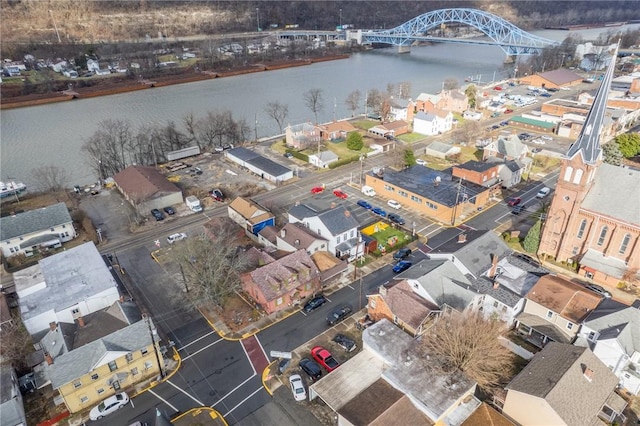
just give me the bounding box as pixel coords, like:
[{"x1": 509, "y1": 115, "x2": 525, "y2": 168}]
[
  {"x1": 308, "y1": 150, "x2": 338, "y2": 168},
  {"x1": 538, "y1": 53, "x2": 640, "y2": 289},
  {"x1": 462, "y1": 403, "x2": 515, "y2": 426},
  {"x1": 14, "y1": 242, "x2": 120, "y2": 336},
  {"x1": 225, "y1": 147, "x2": 293, "y2": 183},
  {"x1": 502, "y1": 342, "x2": 627, "y2": 426},
  {"x1": 319, "y1": 121, "x2": 356, "y2": 141},
  {"x1": 491, "y1": 159, "x2": 526, "y2": 189},
  {"x1": 514, "y1": 275, "x2": 603, "y2": 348},
  {"x1": 274, "y1": 222, "x2": 329, "y2": 255},
  {"x1": 424, "y1": 141, "x2": 461, "y2": 159},
  {"x1": 285, "y1": 122, "x2": 321, "y2": 149},
  {"x1": 364, "y1": 166, "x2": 491, "y2": 225},
  {"x1": 0, "y1": 365, "x2": 27, "y2": 426},
  {"x1": 575, "y1": 299, "x2": 640, "y2": 395},
  {"x1": 518, "y1": 68, "x2": 583, "y2": 89},
  {"x1": 415, "y1": 90, "x2": 468, "y2": 113},
  {"x1": 310, "y1": 251, "x2": 348, "y2": 284},
  {"x1": 482, "y1": 134, "x2": 529, "y2": 162},
  {"x1": 240, "y1": 249, "x2": 321, "y2": 314},
  {"x1": 0, "y1": 202, "x2": 76, "y2": 258},
  {"x1": 368, "y1": 120, "x2": 410, "y2": 138},
  {"x1": 413, "y1": 110, "x2": 453, "y2": 136},
  {"x1": 366, "y1": 280, "x2": 440, "y2": 336},
  {"x1": 227, "y1": 197, "x2": 275, "y2": 236},
  {"x1": 288, "y1": 204, "x2": 362, "y2": 261},
  {"x1": 452, "y1": 161, "x2": 501, "y2": 189},
  {"x1": 46, "y1": 320, "x2": 161, "y2": 414},
  {"x1": 309, "y1": 319, "x2": 479, "y2": 425},
  {"x1": 389, "y1": 98, "x2": 415, "y2": 121},
  {"x1": 113, "y1": 165, "x2": 183, "y2": 214},
  {"x1": 415, "y1": 92, "x2": 441, "y2": 113}
]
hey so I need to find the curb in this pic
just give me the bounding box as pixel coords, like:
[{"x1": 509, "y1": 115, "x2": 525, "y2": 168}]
[
  {"x1": 130, "y1": 346, "x2": 182, "y2": 398},
  {"x1": 261, "y1": 360, "x2": 278, "y2": 396},
  {"x1": 199, "y1": 305, "x2": 303, "y2": 341},
  {"x1": 172, "y1": 407, "x2": 228, "y2": 425}
]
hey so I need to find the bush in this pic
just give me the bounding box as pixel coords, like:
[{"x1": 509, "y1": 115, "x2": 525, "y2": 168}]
[
  {"x1": 287, "y1": 150, "x2": 308, "y2": 162},
  {"x1": 502, "y1": 232, "x2": 511, "y2": 242},
  {"x1": 328, "y1": 156, "x2": 359, "y2": 169}
]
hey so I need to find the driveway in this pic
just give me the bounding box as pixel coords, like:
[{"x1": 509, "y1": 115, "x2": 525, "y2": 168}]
[{"x1": 79, "y1": 188, "x2": 135, "y2": 243}]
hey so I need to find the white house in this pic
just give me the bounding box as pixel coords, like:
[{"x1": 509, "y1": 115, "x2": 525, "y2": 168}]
[
  {"x1": 14, "y1": 242, "x2": 120, "y2": 336},
  {"x1": 0, "y1": 202, "x2": 76, "y2": 258},
  {"x1": 413, "y1": 110, "x2": 453, "y2": 136},
  {"x1": 308, "y1": 150, "x2": 338, "y2": 168},
  {"x1": 575, "y1": 300, "x2": 640, "y2": 395},
  {"x1": 288, "y1": 203, "x2": 362, "y2": 261}
]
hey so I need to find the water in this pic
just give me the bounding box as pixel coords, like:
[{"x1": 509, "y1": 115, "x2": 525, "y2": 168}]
[{"x1": 2, "y1": 25, "x2": 638, "y2": 188}]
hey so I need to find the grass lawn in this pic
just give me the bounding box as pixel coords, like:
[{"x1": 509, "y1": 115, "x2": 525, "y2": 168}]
[
  {"x1": 529, "y1": 155, "x2": 562, "y2": 176},
  {"x1": 322, "y1": 139, "x2": 372, "y2": 160},
  {"x1": 370, "y1": 226, "x2": 413, "y2": 254},
  {"x1": 417, "y1": 146, "x2": 483, "y2": 170},
  {"x1": 397, "y1": 132, "x2": 426, "y2": 144},
  {"x1": 352, "y1": 120, "x2": 378, "y2": 130},
  {"x1": 271, "y1": 139, "x2": 288, "y2": 153}
]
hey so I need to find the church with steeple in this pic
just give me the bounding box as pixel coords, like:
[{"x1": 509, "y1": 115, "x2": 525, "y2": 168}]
[{"x1": 538, "y1": 47, "x2": 640, "y2": 289}]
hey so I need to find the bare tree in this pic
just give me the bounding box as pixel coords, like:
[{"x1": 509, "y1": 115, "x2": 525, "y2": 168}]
[
  {"x1": 0, "y1": 315, "x2": 33, "y2": 370},
  {"x1": 303, "y1": 88, "x2": 324, "y2": 124},
  {"x1": 31, "y1": 165, "x2": 69, "y2": 192},
  {"x1": 398, "y1": 81, "x2": 412, "y2": 99},
  {"x1": 417, "y1": 310, "x2": 515, "y2": 390},
  {"x1": 345, "y1": 90, "x2": 361, "y2": 116},
  {"x1": 443, "y1": 78, "x2": 459, "y2": 90},
  {"x1": 82, "y1": 119, "x2": 133, "y2": 178},
  {"x1": 454, "y1": 120, "x2": 482, "y2": 144},
  {"x1": 183, "y1": 112, "x2": 201, "y2": 149},
  {"x1": 264, "y1": 101, "x2": 289, "y2": 133},
  {"x1": 366, "y1": 88, "x2": 383, "y2": 115},
  {"x1": 175, "y1": 221, "x2": 249, "y2": 309}
]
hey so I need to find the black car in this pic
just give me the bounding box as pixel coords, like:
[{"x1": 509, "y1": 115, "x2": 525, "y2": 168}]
[
  {"x1": 511, "y1": 204, "x2": 526, "y2": 215},
  {"x1": 332, "y1": 334, "x2": 356, "y2": 352},
  {"x1": 393, "y1": 248, "x2": 412, "y2": 260},
  {"x1": 388, "y1": 213, "x2": 405, "y2": 225},
  {"x1": 299, "y1": 358, "x2": 322, "y2": 381},
  {"x1": 303, "y1": 295, "x2": 328, "y2": 313},
  {"x1": 151, "y1": 209, "x2": 164, "y2": 221},
  {"x1": 284, "y1": 152, "x2": 293, "y2": 158},
  {"x1": 326, "y1": 304, "x2": 353, "y2": 326},
  {"x1": 163, "y1": 206, "x2": 176, "y2": 215}
]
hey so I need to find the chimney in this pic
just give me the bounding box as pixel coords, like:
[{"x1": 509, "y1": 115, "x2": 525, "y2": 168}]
[
  {"x1": 49, "y1": 322, "x2": 57, "y2": 332},
  {"x1": 493, "y1": 281, "x2": 500, "y2": 289},
  {"x1": 281, "y1": 228, "x2": 286, "y2": 238},
  {"x1": 344, "y1": 210, "x2": 351, "y2": 217},
  {"x1": 583, "y1": 366, "x2": 594, "y2": 382},
  {"x1": 77, "y1": 316, "x2": 85, "y2": 327},
  {"x1": 379, "y1": 285, "x2": 387, "y2": 296},
  {"x1": 489, "y1": 254, "x2": 499, "y2": 278},
  {"x1": 119, "y1": 295, "x2": 125, "y2": 303},
  {"x1": 458, "y1": 233, "x2": 467, "y2": 243},
  {"x1": 44, "y1": 352, "x2": 53, "y2": 365}
]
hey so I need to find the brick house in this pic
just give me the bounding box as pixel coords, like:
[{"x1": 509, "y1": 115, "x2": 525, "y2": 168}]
[
  {"x1": 285, "y1": 122, "x2": 321, "y2": 149},
  {"x1": 452, "y1": 161, "x2": 501, "y2": 187},
  {"x1": 319, "y1": 121, "x2": 357, "y2": 141}
]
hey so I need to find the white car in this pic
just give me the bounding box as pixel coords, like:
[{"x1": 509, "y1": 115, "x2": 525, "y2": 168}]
[
  {"x1": 415, "y1": 159, "x2": 427, "y2": 166},
  {"x1": 533, "y1": 139, "x2": 546, "y2": 145},
  {"x1": 541, "y1": 135, "x2": 553, "y2": 141},
  {"x1": 289, "y1": 374, "x2": 307, "y2": 402},
  {"x1": 89, "y1": 392, "x2": 129, "y2": 420},
  {"x1": 167, "y1": 233, "x2": 187, "y2": 244},
  {"x1": 387, "y1": 200, "x2": 402, "y2": 209}
]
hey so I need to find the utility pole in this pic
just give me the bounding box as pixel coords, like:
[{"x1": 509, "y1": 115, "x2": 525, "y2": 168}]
[
  {"x1": 451, "y1": 178, "x2": 463, "y2": 226},
  {"x1": 144, "y1": 315, "x2": 165, "y2": 378},
  {"x1": 254, "y1": 113, "x2": 258, "y2": 142},
  {"x1": 256, "y1": 8, "x2": 260, "y2": 32},
  {"x1": 179, "y1": 263, "x2": 189, "y2": 293}
]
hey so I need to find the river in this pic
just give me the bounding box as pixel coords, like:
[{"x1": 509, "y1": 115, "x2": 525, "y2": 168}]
[{"x1": 1, "y1": 25, "x2": 637, "y2": 188}]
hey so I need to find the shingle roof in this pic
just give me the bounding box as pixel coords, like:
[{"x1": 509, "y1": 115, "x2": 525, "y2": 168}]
[
  {"x1": 410, "y1": 260, "x2": 477, "y2": 311},
  {"x1": 246, "y1": 250, "x2": 320, "y2": 301},
  {"x1": 46, "y1": 320, "x2": 152, "y2": 389},
  {"x1": 317, "y1": 206, "x2": 359, "y2": 235},
  {"x1": 338, "y1": 379, "x2": 405, "y2": 425},
  {"x1": 427, "y1": 141, "x2": 455, "y2": 153},
  {"x1": 278, "y1": 222, "x2": 327, "y2": 250},
  {"x1": 376, "y1": 280, "x2": 440, "y2": 329},
  {"x1": 526, "y1": 275, "x2": 603, "y2": 323},
  {"x1": 506, "y1": 342, "x2": 619, "y2": 426},
  {"x1": 583, "y1": 304, "x2": 640, "y2": 356},
  {"x1": 113, "y1": 165, "x2": 181, "y2": 202},
  {"x1": 228, "y1": 197, "x2": 274, "y2": 224},
  {"x1": 0, "y1": 202, "x2": 72, "y2": 241},
  {"x1": 415, "y1": 111, "x2": 437, "y2": 122}
]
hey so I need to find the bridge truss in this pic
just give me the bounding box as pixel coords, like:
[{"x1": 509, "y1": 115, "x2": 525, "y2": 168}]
[{"x1": 361, "y1": 8, "x2": 558, "y2": 55}]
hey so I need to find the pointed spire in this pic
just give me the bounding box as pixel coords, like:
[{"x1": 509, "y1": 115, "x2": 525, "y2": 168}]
[{"x1": 565, "y1": 41, "x2": 619, "y2": 165}]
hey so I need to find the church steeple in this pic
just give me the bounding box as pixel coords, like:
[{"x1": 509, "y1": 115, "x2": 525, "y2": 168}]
[{"x1": 565, "y1": 42, "x2": 618, "y2": 165}]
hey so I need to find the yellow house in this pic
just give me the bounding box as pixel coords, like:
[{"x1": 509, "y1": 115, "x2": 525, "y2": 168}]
[{"x1": 46, "y1": 319, "x2": 162, "y2": 414}]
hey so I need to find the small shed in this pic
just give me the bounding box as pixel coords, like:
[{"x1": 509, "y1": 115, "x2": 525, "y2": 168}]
[
  {"x1": 425, "y1": 141, "x2": 460, "y2": 159},
  {"x1": 309, "y1": 151, "x2": 339, "y2": 168}
]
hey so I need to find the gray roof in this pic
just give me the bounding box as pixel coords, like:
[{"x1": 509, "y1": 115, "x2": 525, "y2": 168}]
[
  {"x1": 372, "y1": 166, "x2": 487, "y2": 208},
  {"x1": 427, "y1": 141, "x2": 455, "y2": 153},
  {"x1": 583, "y1": 304, "x2": 640, "y2": 356},
  {"x1": 504, "y1": 159, "x2": 523, "y2": 172},
  {"x1": 227, "y1": 147, "x2": 292, "y2": 178},
  {"x1": 314, "y1": 151, "x2": 338, "y2": 162},
  {"x1": 415, "y1": 111, "x2": 437, "y2": 122},
  {"x1": 506, "y1": 342, "x2": 619, "y2": 426},
  {"x1": 492, "y1": 134, "x2": 526, "y2": 158},
  {"x1": 0, "y1": 202, "x2": 72, "y2": 241},
  {"x1": 411, "y1": 259, "x2": 477, "y2": 311},
  {"x1": 456, "y1": 160, "x2": 497, "y2": 173},
  {"x1": 0, "y1": 364, "x2": 16, "y2": 404},
  {"x1": 566, "y1": 50, "x2": 617, "y2": 164},
  {"x1": 288, "y1": 203, "x2": 319, "y2": 221},
  {"x1": 19, "y1": 242, "x2": 118, "y2": 325},
  {"x1": 47, "y1": 320, "x2": 152, "y2": 389},
  {"x1": 318, "y1": 205, "x2": 359, "y2": 235},
  {"x1": 580, "y1": 164, "x2": 640, "y2": 226}
]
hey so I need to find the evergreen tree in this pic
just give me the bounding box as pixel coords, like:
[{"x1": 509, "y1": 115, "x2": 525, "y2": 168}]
[
  {"x1": 523, "y1": 220, "x2": 542, "y2": 253},
  {"x1": 404, "y1": 149, "x2": 416, "y2": 167},
  {"x1": 346, "y1": 132, "x2": 363, "y2": 150},
  {"x1": 464, "y1": 85, "x2": 477, "y2": 110},
  {"x1": 602, "y1": 141, "x2": 623, "y2": 166},
  {"x1": 615, "y1": 133, "x2": 640, "y2": 158}
]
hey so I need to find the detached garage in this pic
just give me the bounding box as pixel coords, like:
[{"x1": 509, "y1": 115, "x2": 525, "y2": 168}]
[
  {"x1": 225, "y1": 147, "x2": 293, "y2": 183},
  {"x1": 113, "y1": 165, "x2": 183, "y2": 214}
]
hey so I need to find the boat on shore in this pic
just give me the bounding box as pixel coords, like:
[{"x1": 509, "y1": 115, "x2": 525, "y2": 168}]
[{"x1": 0, "y1": 180, "x2": 27, "y2": 198}]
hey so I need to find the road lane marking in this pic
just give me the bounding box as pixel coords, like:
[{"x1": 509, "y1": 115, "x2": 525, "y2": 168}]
[
  {"x1": 211, "y1": 374, "x2": 256, "y2": 408},
  {"x1": 149, "y1": 389, "x2": 179, "y2": 412},
  {"x1": 176, "y1": 329, "x2": 219, "y2": 351},
  {"x1": 223, "y1": 386, "x2": 264, "y2": 418},
  {"x1": 166, "y1": 380, "x2": 205, "y2": 406},
  {"x1": 181, "y1": 336, "x2": 225, "y2": 361},
  {"x1": 240, "y1": 337, "x2": 256, "y2": 375}
]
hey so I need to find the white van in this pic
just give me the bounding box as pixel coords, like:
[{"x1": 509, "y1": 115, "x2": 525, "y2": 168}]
[
  {"x1": 536, "y1": 187, "x2": 551, "y2": 198},
  {"x1": 361, "y1": 185, "x2": 376, "y2": 197}
]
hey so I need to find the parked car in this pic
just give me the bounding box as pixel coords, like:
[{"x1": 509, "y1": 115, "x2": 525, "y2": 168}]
[
  {"x1": 163, "y1": 206, "x2": 176, "y2": 215},
  {"x1": 303, "y1": 295, "x2": 327, "y2": 313},
  {"x1": 222, "y1": 143, "x2": 234, "y2": 150},
  {"x1": 333, "y1": 189, "x2": 348, "y2": 199},
  {"x1": 209, "y1": 188, "x2": 224, "y2": 201},
  {"x1": 167, "y1": 233, "x2": 187, "y2": 244},
  {"x1": 284, "y1": 152, "x2": 293, "y2": 158},
  {"x1": 151, "y1": 209, "x2": 164, "y2": 221},
  {"x1": 536, "y1": 187, "x2": 551, "y2": 198},
  {"x1": 504, "y1": 109, "x2": 513, "y2": 114},
  {"x1": 372, "y1": 207, "x2": 387, "y2": 217},
  {"x1": 332, "y1": 334, "x2": 356, "y2": 352},
  {"x1": 326, "y1": 304, "x2": 353, "y2": 326},
  {"x1": 540, "y1": 93, "x2": 552, "y2": 97},
  {"x1": 500, "y1": 121, "x2": 509, "y2": 126},
  {"x1": 541, "y1": 135, "x2": 553, "y2": 141},
  {"x1": 311, "y1": 346, "x2": 340, "y2": 372},
  {"x1": 511, "y1": 204, "x2": 526, "y2": 215},
  {"x1": 585, "y1": 283, "x2": 612, "y2": 298},
  {"x1": 214, "y1": 145, "x2": 225, "y2": 153},
  {"x1": 393, "y1": 260, "x2": 413, "y2": 273},
  {"x1": 531, "y1": 147, "x2": 542, "y2": 153},
  {"x1": 494, "y1": 86, "x2": 502, "y2": 90},
  {"x1": 289, "y1": 374, "x2": 307, "y2": 402},
  {"x1": 89, "y1": 392, "x2": 129, "y2": 421},
  {"x1": 416, "y1": 159, "x2": 427, "y2": 166},
  {"x1": 311, "y1": 186, "x2": 325, "y2": 194},
  {"x1": 299, "y1": 358, "x2": 322, "y2": 381},
  {"x1": 507, "y1": 197, "x2": 522, "y2": 207},
  {"x1": 357, "y1": 200, "x2": 372, "y2": 210},
  {"x1": 393, "y1": 248, "x2": 412, "y2": 260},
  {"x1": 387, "y1": 200, "x2": 401, "y2": 209},
  {"x1": 388, "y1": 213, "x2": 405, "y2": 225}
]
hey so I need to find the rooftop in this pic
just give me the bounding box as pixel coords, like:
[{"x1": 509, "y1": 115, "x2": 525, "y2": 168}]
[
  {"x1": 0, "y1": 202, "x2": 72, "y2": 241},
  {"x1": 375, "y1": 280, "x2": 440, "y2": 329},
  {"x1": 227, "y1": 147, "x2": 292, "y2": 178},
  {"x1": 526, "y1": 275, "x2": 603, "y2": 323},
  {"x1": 113, "y1": 165, "x2": 180, "y2": 202}
]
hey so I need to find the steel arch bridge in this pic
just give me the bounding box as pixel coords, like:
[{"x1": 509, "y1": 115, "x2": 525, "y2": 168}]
[{"x1": 361, "y1": 8, "x2": 558, "y2": 55}]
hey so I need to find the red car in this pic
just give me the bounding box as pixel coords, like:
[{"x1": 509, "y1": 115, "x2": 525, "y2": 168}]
[
  {"x1": 311, "y1": 186, "x2": 325, "y2": 194},
  {"x1": 504, "y1": 109, "x2": 513, "y2": 114},
  {"x1": 333, "y1": 189, "x2": 348, "y2": 199},
  {"x1": 494, "y1": 86, "x2": 502, "y2": 91},
  {"x1": 507, "y1": 197, "x2": 522, "y2": 207},
  {"x1": 311, "y1": 346, "x2": 340, "y2": 372}
]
